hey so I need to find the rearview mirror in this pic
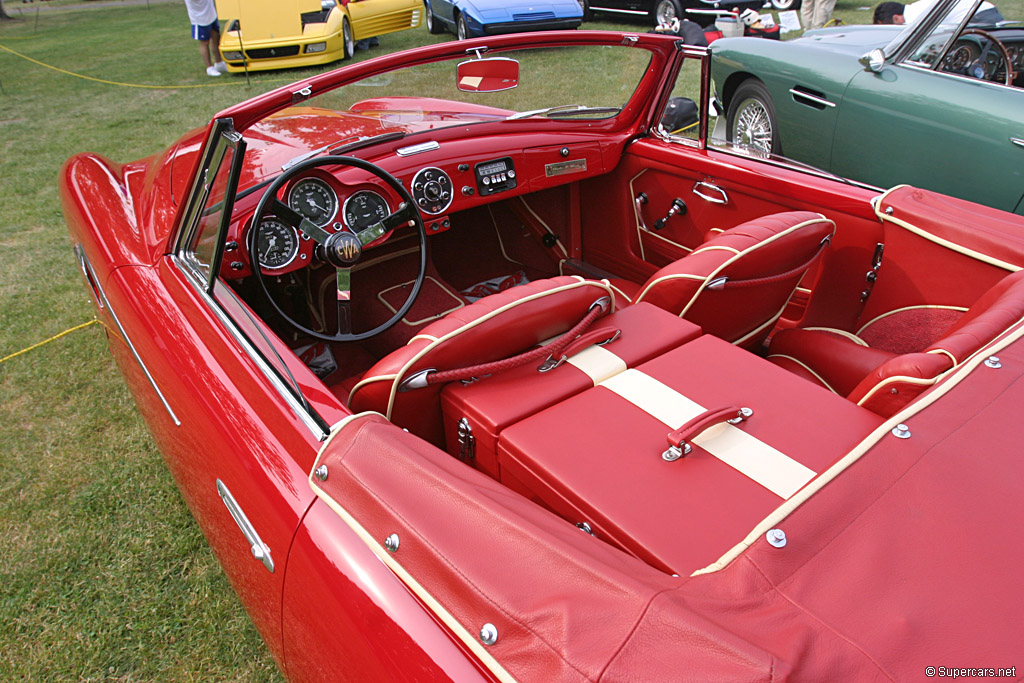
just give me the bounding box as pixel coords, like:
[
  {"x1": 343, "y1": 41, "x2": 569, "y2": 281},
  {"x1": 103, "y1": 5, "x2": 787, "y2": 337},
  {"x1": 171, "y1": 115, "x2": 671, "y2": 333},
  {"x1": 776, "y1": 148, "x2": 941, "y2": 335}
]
[{"x1": 456, "y1": 57, "x2": 520, "y2": 93}]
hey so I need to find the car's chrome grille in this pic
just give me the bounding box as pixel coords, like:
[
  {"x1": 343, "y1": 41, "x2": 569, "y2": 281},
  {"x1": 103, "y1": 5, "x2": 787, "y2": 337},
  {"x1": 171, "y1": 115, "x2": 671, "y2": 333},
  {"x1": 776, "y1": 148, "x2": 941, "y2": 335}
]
[
  {"x1": 512, "y1": 11, "x2": 556, "y2": 20},
  {"x1": 246, "y1": 45, "x2": 302, "y2": 59}
]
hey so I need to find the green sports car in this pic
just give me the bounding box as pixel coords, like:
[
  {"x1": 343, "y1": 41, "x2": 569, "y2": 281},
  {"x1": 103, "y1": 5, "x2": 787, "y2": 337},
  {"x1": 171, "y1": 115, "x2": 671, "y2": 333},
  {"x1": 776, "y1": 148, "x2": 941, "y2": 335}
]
[{"x1": 711, "y1": 0, "x2": 1024, "y2": 213}]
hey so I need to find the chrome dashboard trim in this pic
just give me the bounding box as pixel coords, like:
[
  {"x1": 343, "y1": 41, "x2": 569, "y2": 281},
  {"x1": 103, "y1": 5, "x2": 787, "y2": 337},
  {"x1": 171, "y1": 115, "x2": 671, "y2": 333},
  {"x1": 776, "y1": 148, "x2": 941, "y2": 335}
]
[
  {"x1": 397, "y1": 140, "x2": 441, "y2": 156},
  {"x1": 75, "y1": 244, "x2": 181, "y2": 427}
]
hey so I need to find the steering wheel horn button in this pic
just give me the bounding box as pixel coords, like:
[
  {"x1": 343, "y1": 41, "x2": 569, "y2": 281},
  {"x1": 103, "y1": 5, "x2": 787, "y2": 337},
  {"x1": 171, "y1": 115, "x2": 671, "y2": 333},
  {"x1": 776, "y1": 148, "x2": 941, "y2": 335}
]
[{"x1": 325, "y1": 231, "x2": 363, "y2": 266}]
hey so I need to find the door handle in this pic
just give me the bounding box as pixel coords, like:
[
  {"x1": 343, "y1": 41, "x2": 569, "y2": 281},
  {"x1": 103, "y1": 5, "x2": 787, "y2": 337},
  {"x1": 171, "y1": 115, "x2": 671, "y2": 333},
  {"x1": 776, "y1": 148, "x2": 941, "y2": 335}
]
[
  {"x1": 217, "y1": 479, "x2": 274, "y2": 573},
  {"x1": 692, "y1": 181, "x2": 729, "y2": 205}
]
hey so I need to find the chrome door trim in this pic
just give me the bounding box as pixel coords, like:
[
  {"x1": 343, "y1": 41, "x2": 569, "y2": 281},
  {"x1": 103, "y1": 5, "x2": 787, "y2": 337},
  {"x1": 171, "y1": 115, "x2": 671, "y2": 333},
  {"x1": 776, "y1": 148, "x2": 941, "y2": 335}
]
[
  {"x1": 172, "y1": 255, "x2": 329, "y2": 442},
  {"x1": 75, "y1": 244, "x2": 181, "y2": 426},
  {"x1": 788, "y1": 88, "x2": 837, "y2": 108},
  {"x1": 216, "y1": 478, "x2": 274, "y2": 573},
  {"x1": 1011, "y1": 137, "x2": 1024, "y2": 149}
]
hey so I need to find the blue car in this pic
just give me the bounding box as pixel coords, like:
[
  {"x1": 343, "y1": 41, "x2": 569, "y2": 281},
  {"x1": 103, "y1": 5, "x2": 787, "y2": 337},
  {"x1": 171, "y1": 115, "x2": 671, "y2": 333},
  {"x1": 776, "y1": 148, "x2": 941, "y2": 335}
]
[{"x1": 423, "y1": 0, "x2": 584, "y2": 39}]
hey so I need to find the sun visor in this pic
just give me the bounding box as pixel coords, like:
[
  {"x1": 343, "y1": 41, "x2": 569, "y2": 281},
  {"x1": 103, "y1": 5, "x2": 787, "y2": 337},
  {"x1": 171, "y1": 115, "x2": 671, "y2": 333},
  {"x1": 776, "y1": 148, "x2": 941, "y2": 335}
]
[{"x1": 216, "y1": 0, "x2": 320, "y2": 40}]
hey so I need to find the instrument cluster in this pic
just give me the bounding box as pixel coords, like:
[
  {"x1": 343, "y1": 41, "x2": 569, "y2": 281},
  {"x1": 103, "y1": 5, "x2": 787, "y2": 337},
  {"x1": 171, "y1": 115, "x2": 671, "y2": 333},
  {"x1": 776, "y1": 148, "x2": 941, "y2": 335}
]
[{"x1": 248, "y1": 172, "x2": 394, "y2": 274}]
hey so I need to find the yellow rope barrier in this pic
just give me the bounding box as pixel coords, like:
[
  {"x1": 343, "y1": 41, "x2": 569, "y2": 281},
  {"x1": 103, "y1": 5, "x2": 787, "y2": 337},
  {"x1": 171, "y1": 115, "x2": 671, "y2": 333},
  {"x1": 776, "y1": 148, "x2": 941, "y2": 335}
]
[
  {"x1": 1, "y1": 319, "x2": 100, "y2": 364},
  {"x1": 0, "y1": 42, "x2": 292, "y2": 89}
]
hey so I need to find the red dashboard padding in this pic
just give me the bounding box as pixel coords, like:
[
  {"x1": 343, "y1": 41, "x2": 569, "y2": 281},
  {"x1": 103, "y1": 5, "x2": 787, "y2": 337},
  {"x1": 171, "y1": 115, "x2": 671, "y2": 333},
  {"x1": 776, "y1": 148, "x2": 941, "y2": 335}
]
[
  {"x1": 632, "y1": 212, "x2": 835, "y2": 350},
  {"x1": 769, "y1": 270, "x2": 1024, "y2": 416},
  {"x1": 312, "y1": 413, "x2": 780, "y2": 682},
  {"x1": 441, "y1": 303, "x2": 702, "y2": 478},
  {"x1": 348, "y1": 276, "x2": 614, "y2": 445}
]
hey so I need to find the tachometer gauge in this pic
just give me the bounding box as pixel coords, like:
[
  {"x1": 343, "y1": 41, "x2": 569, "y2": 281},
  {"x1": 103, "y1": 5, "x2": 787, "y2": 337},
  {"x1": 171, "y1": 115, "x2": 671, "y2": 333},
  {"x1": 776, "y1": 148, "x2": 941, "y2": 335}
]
[
  {"x1": 255, "y1": 218, "x2": 299, "y2": 270},
  {"x1": 343, "y1": 190, "x2": 391, "y2": 231},
  {"x1": 288, "y1": 177, "x2": 338, "y2": 227}
]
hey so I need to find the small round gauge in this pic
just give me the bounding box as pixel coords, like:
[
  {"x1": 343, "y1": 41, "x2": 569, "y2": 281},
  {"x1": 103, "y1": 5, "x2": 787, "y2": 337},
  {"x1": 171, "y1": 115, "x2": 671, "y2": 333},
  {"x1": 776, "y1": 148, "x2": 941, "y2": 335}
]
[
  {"x1": 255, "y1": 217, "x2": 300, "y2": 270},
  {"x1": 288, "y1": 177, "x2": 338, "y2": 227},
  {"x1": 343, "y1": 190, "x2": 391, "y2": 232}
]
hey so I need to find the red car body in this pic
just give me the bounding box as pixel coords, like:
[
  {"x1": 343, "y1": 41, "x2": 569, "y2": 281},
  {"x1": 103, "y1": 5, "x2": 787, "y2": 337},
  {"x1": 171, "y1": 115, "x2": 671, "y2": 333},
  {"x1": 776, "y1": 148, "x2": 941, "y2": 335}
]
[{"x1": 62, "y1": 29, "x2": 1024, "y2": 681}]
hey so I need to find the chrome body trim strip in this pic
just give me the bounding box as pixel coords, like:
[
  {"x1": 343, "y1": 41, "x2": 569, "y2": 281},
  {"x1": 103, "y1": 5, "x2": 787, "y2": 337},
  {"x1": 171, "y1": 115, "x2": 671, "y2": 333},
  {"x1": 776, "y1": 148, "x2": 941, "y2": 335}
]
[{"x1": 74, "y1": 244, "x2": 181, "y2": 426}]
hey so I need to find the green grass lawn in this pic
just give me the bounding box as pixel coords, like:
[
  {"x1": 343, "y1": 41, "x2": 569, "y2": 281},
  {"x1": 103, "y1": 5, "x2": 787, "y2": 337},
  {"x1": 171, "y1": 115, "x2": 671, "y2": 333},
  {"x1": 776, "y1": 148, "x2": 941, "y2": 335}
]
[{"x1": 0, "y1": 0, "x2": 1019, "y2": 679}]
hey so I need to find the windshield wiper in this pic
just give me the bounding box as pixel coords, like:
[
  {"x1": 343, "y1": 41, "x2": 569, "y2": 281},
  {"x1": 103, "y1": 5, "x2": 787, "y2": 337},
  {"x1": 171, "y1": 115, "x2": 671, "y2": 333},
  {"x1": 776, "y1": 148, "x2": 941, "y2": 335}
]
[
  {"x1": 505, "y1": 104, "x2": 622, "y2": 120},
  {"x1": 281, "y1": 131, "x2": 408, "y2": 171}
]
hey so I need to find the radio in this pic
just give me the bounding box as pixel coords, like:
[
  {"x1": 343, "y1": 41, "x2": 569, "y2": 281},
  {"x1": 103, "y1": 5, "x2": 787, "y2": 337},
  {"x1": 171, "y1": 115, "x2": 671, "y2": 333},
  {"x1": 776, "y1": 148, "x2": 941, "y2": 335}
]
[{"x1": 475, "y1": 157, "x2": 517, "y2": 196}]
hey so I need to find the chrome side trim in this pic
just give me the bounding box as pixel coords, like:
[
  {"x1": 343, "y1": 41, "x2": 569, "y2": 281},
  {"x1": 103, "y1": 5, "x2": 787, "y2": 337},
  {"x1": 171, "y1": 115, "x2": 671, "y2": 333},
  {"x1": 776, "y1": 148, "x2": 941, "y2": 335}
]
[
  {"x1": 1011, "y1": 137, "x2": 1024, "y2": 149},
  {"x1": 74, "y1": 245, "x2": 181, "y2": 426},
  {"x1": 172, "y1": 255, "x2": 328, "y2": 441},
  {"x1": 216, "y1": 478, "x2": 274, "y2": 573},
  {"x1": 588, "y1": 6, "x2": 647, "y2": 14},
  {"x1": 788, "y1": 88, "x2": 837, "y2": 108}
]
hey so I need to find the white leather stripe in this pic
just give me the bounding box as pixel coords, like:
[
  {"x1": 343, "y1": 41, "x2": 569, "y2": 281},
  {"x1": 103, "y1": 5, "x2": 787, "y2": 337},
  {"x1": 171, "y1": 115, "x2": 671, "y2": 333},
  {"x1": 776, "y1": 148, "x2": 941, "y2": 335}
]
[
  {"x1": 566, "y1": 345, "x2": 627, "y2": 385},
  {"x1": 599, "y1": 369, "x2": 816, "y2": 499}
]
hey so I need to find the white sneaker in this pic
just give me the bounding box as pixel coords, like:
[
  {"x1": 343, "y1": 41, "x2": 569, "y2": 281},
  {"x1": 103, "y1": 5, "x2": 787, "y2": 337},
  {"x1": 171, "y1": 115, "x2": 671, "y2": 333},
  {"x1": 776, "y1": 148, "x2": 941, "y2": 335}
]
[
  {"x1": 206, "y1": 66, "x2": 221, "y2": 77},
  {"x1": 214, "y1": 61, "x2": 228, "y2": 73}
]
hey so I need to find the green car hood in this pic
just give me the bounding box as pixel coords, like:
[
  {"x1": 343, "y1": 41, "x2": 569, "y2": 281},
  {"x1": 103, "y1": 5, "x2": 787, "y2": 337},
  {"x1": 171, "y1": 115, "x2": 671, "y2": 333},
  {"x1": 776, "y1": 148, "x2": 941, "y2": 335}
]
[{"x1": 792, "y1": 24, "x2": 905, "y2": 56}]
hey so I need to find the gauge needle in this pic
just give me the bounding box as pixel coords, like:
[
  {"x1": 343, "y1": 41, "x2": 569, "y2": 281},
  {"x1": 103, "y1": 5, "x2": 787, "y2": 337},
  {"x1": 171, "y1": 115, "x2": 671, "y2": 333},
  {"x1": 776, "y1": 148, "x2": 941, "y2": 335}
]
[
  {"x1": 263, "y1": 235, "x2": 276, "y2": 259},
  {"x1": 308, "y1": 199, "x2": 326, "y2": 212}
]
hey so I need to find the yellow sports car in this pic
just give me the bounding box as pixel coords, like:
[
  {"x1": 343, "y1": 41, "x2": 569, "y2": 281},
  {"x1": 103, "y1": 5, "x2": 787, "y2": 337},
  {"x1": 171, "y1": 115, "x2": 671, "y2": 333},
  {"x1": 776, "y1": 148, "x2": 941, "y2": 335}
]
[{"x1": 217, "y1": 0, "x2": 422, "y2": 73}]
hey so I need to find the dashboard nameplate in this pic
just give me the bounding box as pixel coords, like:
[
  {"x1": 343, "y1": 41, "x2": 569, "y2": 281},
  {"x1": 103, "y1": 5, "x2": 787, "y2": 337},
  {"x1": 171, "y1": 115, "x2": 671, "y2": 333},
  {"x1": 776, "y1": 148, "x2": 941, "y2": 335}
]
[{"x1": 545, "y1": 159, "x2": 587, "y2": 177}]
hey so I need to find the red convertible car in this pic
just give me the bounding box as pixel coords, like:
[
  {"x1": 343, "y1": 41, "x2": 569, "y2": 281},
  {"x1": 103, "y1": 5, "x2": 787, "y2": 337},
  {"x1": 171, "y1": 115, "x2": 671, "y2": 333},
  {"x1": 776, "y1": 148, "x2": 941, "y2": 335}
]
[{"x1": 62, "y1": 29, "x2": 1024, "y2": 681}]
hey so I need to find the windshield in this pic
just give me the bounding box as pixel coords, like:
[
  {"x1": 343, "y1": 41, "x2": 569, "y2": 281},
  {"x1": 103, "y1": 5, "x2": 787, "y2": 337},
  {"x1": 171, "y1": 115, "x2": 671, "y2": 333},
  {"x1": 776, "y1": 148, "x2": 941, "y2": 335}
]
[{"x1": 239, "y1": 44, "x2": 653, "y2": 182}]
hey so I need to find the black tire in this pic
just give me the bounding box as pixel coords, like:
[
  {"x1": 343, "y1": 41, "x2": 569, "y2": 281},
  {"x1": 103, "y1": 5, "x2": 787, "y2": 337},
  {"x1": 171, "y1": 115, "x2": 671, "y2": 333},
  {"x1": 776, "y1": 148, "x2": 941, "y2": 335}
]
[
  {"x1": 582, "y1": 0, "x2": 593, "y2": 21},
  {"x1": 424, "y1": 0, "x2": 445, "y2": 34},
  {"x1": 654, "y1": 0, "x2": 683, "y2": 25},
  {"x1": 456, "y1": 13, "x2": 469, "y2": 40},
  {"x1": 726, "y1": 79, "x2": 781, "y2": 156},
  {"x1": 341, "y1": 17, "x2": 354, "y2": 60},
  {"x1": 770, "y1": 0, "x2": 801, "y2": 9}
]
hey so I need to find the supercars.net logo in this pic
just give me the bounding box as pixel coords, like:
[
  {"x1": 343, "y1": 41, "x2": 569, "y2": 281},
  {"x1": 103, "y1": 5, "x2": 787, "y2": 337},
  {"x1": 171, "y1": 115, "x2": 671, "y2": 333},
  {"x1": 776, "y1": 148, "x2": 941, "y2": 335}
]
[{"x1": 925, "y1": 667, "x2": 1017, "y2": 678}]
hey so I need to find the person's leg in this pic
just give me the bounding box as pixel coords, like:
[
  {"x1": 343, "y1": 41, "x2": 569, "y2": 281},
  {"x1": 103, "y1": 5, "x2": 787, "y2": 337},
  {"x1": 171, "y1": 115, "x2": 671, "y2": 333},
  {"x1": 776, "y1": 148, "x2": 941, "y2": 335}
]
[
  {"x1": 814, "y1": 0, "x2": 837, "y2": 29},
  {"x1": 209, "y1": 26, "x2": 222, "y2": 64},
  {"x1": 199, "y1": 39, "x2": 214, "y2": 68},
  {"x1": 800, "y1": 0, "x2": 815, "y2": 30}
]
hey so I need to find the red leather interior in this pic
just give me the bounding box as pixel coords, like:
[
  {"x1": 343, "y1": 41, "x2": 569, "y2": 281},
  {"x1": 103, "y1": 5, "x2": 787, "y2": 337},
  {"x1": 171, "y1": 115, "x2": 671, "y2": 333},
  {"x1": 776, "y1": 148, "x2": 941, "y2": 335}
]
[
  {"x1": 632, "y1": 212, "x2": 835, "y2": 350},
  {"x1": 769, "y1": 270, "x2": 1024, "y2": 416},
  {"x1": 497, "y1": 335, "x2": 883, "y2": 575},
  {"x1": 348, "y1": 276, "x2": 614, "y2": 445},
  {"x1": 441, "y1": 302, "x2": 701, "y2": 478}
]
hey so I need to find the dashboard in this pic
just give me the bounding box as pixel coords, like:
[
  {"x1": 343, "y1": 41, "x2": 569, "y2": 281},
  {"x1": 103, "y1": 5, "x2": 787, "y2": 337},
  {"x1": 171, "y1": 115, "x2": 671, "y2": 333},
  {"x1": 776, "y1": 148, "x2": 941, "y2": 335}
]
[{"x1": 221, "y1": 132, "x2": 616, "y2": 280}]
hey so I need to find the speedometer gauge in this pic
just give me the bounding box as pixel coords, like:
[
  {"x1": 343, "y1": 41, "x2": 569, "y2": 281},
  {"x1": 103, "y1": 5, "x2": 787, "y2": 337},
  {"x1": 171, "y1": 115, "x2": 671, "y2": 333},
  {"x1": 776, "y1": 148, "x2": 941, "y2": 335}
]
[
  {"x1": 255, "y1": 218, "x2": 299, "y2": 270},
  {"x1": 343, "y1": 190, "x2": 391, "y2": 231},
  {"x1": 288, "y1": 177, "x2": 337, "y2": 227}
]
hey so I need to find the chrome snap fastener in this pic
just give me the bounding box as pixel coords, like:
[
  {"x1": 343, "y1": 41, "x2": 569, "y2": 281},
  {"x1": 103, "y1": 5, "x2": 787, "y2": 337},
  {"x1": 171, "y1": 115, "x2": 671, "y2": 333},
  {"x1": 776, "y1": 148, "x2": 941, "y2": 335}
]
[{"x1": 766, "y1": 528, "x2": 787, "y2": 548}]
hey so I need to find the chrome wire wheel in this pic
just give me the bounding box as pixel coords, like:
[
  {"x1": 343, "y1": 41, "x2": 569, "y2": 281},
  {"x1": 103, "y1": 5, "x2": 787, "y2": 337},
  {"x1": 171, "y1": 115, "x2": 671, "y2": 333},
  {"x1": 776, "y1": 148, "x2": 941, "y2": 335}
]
[
  {"x1": 655, "y1": 0, "x2": 681, "y2": 25},
  {"x1": 732, "y1": 98, "x2": 774, "y2": 153}
]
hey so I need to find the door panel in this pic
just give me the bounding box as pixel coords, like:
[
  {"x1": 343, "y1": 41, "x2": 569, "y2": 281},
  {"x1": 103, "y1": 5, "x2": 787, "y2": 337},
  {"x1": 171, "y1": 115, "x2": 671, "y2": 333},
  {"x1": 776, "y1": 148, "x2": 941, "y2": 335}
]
[
  {"x1": 832, "y1": 65, "x2": 1024, "y2": 214},
  {"x1": 581, "y1": 138, "x2": 885, "y2": 331}
]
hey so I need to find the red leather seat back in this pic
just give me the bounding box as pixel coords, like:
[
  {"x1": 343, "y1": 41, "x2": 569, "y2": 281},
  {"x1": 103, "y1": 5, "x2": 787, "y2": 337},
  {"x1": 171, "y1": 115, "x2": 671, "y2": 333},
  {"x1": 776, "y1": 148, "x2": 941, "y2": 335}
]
[
  {"x1": 348, "y1": 276, "x2": 615, "y2": 445},
  {"x1": 633, "y1": 212, "x2": 834, "y2": 350},
  {"x1": 769, "y1": 270, "x2": 1024, "y2": 417}
]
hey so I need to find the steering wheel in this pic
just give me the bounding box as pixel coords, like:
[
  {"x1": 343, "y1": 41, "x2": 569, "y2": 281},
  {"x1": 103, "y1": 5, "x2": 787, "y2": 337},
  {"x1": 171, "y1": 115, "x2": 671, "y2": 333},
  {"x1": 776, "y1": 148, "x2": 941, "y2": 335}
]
[
  {"x1": 248, "y1": 155, "x2": 427, "y2": 342},
  {"x1": 947, "y1": 29, "x2": 1015, "y2": 86}
]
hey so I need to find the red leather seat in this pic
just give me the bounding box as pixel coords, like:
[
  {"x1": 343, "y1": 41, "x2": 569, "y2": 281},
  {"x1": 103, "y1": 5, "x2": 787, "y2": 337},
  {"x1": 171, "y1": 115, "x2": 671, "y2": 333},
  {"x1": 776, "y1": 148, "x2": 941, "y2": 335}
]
[
  {"x1": 348, "y1": 276, "x2": 616, "y2": 445},
  {"x1": 767, "y1": 269, "x2": 1024, "y2": 417},
  {"x1": 609, "y1": 212, "x2": 834, "y2": 350}
]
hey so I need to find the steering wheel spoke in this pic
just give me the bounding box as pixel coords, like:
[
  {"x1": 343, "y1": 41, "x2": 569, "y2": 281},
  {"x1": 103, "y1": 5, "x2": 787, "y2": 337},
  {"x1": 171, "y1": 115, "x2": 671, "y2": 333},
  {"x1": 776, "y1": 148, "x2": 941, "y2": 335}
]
[
  {"x1": 336, "y1": 268, "x2": 353, "y2": 336},
  {"x1": 271, "y1": 198, "x2": 333, "y2": 244}
]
